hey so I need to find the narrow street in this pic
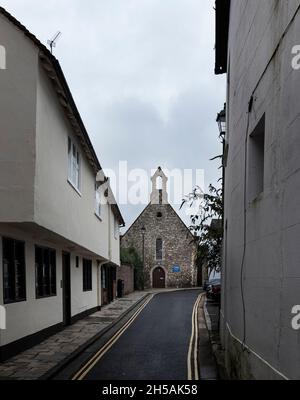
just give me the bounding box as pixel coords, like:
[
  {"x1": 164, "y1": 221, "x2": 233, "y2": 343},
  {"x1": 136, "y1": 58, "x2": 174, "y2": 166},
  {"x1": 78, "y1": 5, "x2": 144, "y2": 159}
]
[{"x1": 60, "y1": 290, "x2": 203, "y2": 381}]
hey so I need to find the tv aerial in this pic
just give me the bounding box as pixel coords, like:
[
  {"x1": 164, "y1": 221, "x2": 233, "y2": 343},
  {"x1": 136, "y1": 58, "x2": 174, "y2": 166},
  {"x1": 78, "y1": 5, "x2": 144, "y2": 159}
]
[{"x1": 47, "y1": 31, "x2": 62, "y2": 54}]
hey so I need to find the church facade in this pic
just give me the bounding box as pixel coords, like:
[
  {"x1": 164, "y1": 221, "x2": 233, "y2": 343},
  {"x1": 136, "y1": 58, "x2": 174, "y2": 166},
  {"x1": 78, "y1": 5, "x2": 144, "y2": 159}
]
[{"x1": 121, "y1": 168, "x2": 197, "y2": 289}]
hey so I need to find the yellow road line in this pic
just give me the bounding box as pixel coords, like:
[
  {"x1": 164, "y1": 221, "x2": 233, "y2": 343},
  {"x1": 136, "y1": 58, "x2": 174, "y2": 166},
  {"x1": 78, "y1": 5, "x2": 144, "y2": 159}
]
[
  {"x1": 193, "y1": 294, "x2": 201, "y2": 380},
  {"x1": 187, "y1": 298, "x2": 198, "y2": 380},
  {"x1": 187, "y1": 293, "x2": 204, "y2": 380},
  {"x1": 72, "y1": 294, "x2": 154, "y2": 380}
]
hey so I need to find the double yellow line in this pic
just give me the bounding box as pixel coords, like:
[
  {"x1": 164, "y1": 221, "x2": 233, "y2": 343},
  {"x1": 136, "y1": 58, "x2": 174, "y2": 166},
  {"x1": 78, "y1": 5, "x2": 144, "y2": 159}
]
[
  {"x1": 187, "y1": 292, "x2": 204, "y2": 380},
  {"x1": 72, "y1": 294, "x2": 154, "y2": 380}
]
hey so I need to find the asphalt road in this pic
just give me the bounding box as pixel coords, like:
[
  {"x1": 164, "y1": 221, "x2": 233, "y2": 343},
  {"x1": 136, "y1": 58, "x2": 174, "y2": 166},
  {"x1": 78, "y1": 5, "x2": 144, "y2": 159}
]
[{"x1": 77, "y1": 290, "x2": 201, "y2": 380}]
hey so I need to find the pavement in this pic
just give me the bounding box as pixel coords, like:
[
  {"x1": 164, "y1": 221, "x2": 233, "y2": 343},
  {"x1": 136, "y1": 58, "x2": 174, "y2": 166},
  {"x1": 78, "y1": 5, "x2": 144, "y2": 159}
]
[
  {"x1": 0, "y1": 291, "x2": 147, "y2": 380},
  {"x1": 204, "y1": 296, "x2": 227, "y2": 379},
  {"x1": 197, "y1": 294, "x2": 218, "y2": 380}
]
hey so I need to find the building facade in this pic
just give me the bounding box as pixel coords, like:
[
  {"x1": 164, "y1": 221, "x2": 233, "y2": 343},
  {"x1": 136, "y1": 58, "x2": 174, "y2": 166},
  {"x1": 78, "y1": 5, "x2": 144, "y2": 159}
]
[
  {"x1": 121, "y1": 168, "x2": 197, "y2": 289},
  {"x1": 215, "y1": 0, "x2": 300, "y2": 380},
  {"x1": 0, "y1": 8, "x2": 124, "y2": 361}
]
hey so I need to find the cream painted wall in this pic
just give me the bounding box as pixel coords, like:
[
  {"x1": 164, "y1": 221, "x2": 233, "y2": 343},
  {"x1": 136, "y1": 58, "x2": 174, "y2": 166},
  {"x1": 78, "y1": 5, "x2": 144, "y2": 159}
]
[
  {"x1": 0, "y1": 226, "x2": 63, "y2": 346},
  {"x1": 70, "y1": 254, "x2": 98, "y2": 317},
  {"x1": 0, "y1": 16, "x2": 122, "y2": 264},
  {"x1": 34, "y1": 64, "x2": 112, "y2": 259},
  {"x1": 0, "y1": 225, "x2": 100, "y2": 346},
  {"x1": 0, "y1": 15, "x2": 122, "y2": 348},
  {"x1": 0, "y1": 14, "x2": 38, "y2": 222},
  {"x1": 109, "y1": 206, "x2": 121, "y2": 266}
]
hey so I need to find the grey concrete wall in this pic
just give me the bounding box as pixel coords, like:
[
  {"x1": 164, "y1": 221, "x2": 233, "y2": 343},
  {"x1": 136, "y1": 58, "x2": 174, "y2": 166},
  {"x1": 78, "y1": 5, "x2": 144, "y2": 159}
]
[{"x1": 222, "y1": 0, "x2": 300, "y2": 380}]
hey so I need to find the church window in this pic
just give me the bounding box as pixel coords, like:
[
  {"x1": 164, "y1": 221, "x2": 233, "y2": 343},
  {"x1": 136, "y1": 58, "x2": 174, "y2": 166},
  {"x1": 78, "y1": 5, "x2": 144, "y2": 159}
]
[{"x1": 156, "y1": 238, "x2": 163, "y2": 260}]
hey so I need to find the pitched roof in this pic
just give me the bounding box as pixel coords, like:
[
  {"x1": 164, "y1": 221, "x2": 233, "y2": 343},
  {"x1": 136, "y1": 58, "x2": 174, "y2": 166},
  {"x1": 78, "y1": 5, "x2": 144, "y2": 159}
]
[
  {"x1": 0, "y1": 7, "x2": 125, "y2": 226},
  {"x1": 121, "y1": 202, "x2": 195, "y2": 241}
]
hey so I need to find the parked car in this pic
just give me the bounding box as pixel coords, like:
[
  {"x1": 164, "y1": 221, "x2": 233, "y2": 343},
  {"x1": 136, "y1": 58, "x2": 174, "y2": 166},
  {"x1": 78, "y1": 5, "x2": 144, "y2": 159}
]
[{"x1": 206, "y1": 278, "x2": 221, "y2": 303}]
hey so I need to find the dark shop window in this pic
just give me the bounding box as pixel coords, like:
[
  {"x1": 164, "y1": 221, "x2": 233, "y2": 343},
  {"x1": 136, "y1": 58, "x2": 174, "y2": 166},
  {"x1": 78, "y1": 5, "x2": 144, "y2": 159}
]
[
  {"x1": 35, "y1": 246, "x2": 57, "y2": 298},
  {"x1": 3, "y1": 237, "x2": 26, "y2": 304},
  {"x1": 83, "y1": 259, "x2": 92, "y2": 292}
]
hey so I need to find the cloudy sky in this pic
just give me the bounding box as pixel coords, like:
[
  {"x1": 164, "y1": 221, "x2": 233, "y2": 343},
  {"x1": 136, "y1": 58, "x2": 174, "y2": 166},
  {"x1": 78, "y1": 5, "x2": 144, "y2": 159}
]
[{"x1": 2, "y1": 0, "x2": 225, "y2": 229}]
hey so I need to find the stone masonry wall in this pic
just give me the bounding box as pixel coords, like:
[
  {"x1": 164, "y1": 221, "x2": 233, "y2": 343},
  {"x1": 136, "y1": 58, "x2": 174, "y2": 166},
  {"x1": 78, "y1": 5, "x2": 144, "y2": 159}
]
[{"x1": 117, "y1": 264, "x2": 134, "y2": 295}]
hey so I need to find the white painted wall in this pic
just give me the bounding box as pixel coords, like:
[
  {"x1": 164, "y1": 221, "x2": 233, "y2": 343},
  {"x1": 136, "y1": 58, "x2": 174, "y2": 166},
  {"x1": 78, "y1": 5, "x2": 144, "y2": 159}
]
[{"x1": 222, "y1": 0, "x2": 300, "y2": 380}]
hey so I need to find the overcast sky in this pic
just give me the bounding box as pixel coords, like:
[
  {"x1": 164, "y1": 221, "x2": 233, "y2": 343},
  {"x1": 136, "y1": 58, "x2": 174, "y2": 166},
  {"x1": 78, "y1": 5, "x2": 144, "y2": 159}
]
[{"x1": 2, "y1": 0, "x2": 226, "y2": 230}]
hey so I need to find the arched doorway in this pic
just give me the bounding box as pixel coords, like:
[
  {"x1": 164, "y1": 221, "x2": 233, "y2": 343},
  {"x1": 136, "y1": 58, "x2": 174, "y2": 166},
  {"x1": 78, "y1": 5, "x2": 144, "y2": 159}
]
[{"x1": 152, "y1": 267, "x2": 166, "y2": 288}]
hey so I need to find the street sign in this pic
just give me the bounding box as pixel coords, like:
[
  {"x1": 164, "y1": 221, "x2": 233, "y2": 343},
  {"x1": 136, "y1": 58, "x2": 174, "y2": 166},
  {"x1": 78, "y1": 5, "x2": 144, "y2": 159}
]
[{"x1": 172, "y1": 265, "x2": 181, "y2": 273}]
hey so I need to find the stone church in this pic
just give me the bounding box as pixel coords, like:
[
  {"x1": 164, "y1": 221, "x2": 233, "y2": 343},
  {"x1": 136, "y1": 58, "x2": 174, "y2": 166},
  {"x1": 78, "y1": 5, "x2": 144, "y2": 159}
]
[{"x1": 121, "y1": 168, "x2": 197, "y2": 289}]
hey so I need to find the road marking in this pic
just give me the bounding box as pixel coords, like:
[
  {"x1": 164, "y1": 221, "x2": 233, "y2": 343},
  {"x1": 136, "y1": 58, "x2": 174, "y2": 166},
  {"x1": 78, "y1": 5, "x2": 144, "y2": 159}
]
[
  {"x1": 187, "y1": 292, "x2": 204, "y2": 380},
  {"x1": 72, "y1": 294, "x2": 154, "y2": 380}
]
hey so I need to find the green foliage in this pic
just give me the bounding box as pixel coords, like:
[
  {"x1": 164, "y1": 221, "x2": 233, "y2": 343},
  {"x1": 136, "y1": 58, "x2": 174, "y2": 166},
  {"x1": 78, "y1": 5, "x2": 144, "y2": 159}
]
[
  {"x1": 121, "y1": 246, "x2": 142, "y2": 267},
  {"x1": 181, "y1": 184, "x2": 223, "y2": 275},
  {"x1": 120, "y1": 246, "x2": 144, "y2": 290}
]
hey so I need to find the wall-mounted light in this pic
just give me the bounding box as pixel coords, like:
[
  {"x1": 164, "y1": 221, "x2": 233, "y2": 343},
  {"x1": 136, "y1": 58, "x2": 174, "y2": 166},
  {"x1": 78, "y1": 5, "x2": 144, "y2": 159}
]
[{"x1": 216, "y1": 103, "x2": 226, "y2": 137}]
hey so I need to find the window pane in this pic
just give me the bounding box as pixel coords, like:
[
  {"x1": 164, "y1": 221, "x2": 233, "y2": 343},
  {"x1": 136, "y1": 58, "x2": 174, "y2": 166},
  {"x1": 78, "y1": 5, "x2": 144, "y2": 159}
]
[
  {"x1": 35, "y1": 246, "x2": 56, "y2": 298},
  {"x1": 83, "y1": 259, "x2": 92, "y2": 291},
  {"x1": 3, "y1": 238, "x2": 26, "y2": 303}
]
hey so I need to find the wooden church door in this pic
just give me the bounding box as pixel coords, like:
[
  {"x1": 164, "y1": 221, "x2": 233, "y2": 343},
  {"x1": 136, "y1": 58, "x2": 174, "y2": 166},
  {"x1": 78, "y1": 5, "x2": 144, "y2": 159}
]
[{"x1": 153, "y1": 267, "x2": 165, "y2": 288}]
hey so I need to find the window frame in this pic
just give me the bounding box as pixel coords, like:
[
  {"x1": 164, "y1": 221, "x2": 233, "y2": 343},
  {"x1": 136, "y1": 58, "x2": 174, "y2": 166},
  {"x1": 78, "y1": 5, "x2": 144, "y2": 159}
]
[
  {"x1": 95, "y1": 182, "x2": 102, "y2": 219},
  {"x1": 83, "y1": 258, "x2": 92, "y2": 292},
  {"x1": 68, "y1": 137, "x2": 81, "y2": 193},
  {"x1": 247, "y1": 114, "x2": 266, "y2": 203},
  {"x1": 114, "y1": 218, "x2": 119, "y2": 239},
  {"x1": 35, "y1": 246, "x2": 57, "y2": 299},
  {"x1": 2, "y1": 237, "x2": 26, "y2": 304}
]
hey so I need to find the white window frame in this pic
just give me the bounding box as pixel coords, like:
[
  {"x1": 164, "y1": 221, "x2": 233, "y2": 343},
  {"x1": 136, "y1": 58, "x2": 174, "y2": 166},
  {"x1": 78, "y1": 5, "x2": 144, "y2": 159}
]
[
  {"x1": 95, "y1": 182, "x2": 102, "y2": 219},
  {"x1": 114, "y1": 218, "x2": 119, "y2": 239},
  {"x1": 68, "y1": 137, "x2": 81, "y2": 192}
]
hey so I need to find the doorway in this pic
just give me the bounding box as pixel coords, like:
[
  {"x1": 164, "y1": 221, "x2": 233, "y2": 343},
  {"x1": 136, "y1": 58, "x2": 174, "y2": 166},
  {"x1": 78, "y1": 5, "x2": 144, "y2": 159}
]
[
  {"x1": 62, "y1": 252, "x2": 71, "y2": 326},
  {"x1": 153, "y1": 267, "x2": 166, "y2": 288}
]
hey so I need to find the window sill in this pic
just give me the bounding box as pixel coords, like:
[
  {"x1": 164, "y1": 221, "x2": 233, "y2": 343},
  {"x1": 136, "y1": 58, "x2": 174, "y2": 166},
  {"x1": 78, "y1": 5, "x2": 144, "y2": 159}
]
[
  {"x1": 95, "y1": 212, "x2": 102, "y2": 222},
  {"x1": 4, "y1": 298, "x2": 26, "y2": 305},
  {"x1": 83, "y1": 289, "x2": 93, "y2": 293},
  {"x1": 36, "y1": 294, "x2": 57, "y2": 300},
  {"x1": 68, "y1": 179, "x2": 82, "y2": 197}
]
